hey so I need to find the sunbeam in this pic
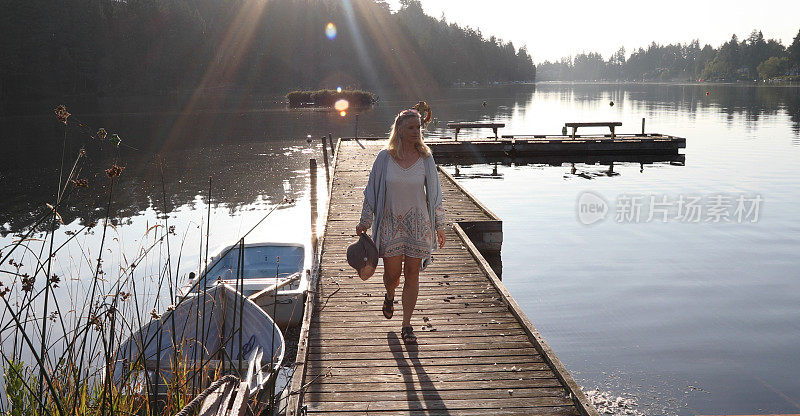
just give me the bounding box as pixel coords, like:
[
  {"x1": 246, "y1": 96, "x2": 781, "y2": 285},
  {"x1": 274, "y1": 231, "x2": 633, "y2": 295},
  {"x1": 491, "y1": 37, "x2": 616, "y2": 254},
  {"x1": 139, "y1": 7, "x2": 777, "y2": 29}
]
[
  {"x1": 160, "y1": 0, "x2": 271, "y2": 154},
  {"x1": 350, "y1": 0, "x2": 440, "y2": 100}
]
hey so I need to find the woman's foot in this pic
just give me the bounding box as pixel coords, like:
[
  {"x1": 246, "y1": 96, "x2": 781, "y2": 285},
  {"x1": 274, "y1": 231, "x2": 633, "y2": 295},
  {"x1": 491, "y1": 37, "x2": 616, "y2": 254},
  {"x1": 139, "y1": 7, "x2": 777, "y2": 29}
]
[
  {"x1": 401, "y1": 326, "x2": 417, "y2": 344},
  {"x1": 382, "y1": 294, "x2": 394, "y2": 319}
]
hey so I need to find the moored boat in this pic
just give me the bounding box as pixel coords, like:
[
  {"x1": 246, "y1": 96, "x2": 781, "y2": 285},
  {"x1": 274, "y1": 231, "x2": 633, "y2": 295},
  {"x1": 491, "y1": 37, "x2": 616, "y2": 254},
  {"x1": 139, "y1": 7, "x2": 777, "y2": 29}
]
[
  {"x1": 186, "y1": 242, "x2": 311, "y2": 328},
  {"x1": 113, "y1": 282, "x2": 285, "y2": 395}
]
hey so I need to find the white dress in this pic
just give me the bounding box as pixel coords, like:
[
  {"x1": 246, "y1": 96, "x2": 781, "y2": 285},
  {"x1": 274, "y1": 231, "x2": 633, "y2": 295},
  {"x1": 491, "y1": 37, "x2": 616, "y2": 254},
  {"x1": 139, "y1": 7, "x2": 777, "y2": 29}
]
[{"x1": 377, "y1": 157, "x2": 433, "y2": 259}]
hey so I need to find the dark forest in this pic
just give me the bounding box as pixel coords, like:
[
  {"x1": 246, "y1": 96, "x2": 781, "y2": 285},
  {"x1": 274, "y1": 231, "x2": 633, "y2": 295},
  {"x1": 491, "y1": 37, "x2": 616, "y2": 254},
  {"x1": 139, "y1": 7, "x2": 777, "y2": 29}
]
[{"x1": 0, "y1": 0, "x2": 536, "y2": 102}]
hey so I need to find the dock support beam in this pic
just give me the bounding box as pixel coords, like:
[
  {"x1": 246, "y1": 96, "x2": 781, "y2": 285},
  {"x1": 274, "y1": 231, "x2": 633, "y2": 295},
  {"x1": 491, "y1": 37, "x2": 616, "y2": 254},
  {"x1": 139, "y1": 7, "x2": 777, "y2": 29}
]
[
  {"x1": 320, "y1": 137, "x2": 330, "y2": 185},
  {"x1": 310, "y1": 159, "x2": 318, "y2": 252}
]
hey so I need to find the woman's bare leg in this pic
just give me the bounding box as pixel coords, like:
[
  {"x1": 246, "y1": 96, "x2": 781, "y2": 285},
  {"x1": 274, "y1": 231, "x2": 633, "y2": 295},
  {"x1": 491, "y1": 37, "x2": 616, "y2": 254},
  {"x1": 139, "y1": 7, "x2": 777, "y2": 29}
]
[
  {"x1": 401, "y1": 256, "x2": 422, "y2": 327},
  {"x1": 383, "y1": 255, "x2": 403, "y2": 301}
]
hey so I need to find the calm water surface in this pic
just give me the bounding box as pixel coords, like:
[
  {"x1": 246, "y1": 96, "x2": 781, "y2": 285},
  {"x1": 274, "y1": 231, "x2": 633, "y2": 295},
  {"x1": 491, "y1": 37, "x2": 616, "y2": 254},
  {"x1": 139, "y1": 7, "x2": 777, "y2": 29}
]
[{"x1": 1, "y1": 83, "x2": 799, "y2": 415}]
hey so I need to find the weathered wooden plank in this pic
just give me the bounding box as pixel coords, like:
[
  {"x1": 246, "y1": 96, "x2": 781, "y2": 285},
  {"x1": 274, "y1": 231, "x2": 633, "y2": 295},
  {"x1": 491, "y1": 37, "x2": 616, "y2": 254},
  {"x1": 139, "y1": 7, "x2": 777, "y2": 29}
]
[
  {"x1": 308, "y1": 329, "x2": 527, "y2": 343},
  {"x1": 312, "y1": 319, "x2": 518, "y2": 329},
  {"x1": 306, "y1": 386, "x2": 566, "y2": 401},
  {"x1": 306, "y1": 362, "x2": 551, "y2": 376},
  {"x1": 306, "y1": 409, "x2": 580, "y2": 416},
  {"x1": 312, "y1": 311, "x2": 514, "y2": 323},
  {"x1": 307, "y1": 409, "x2": 579, "y2": 416},
  {"x1": 308, "y1": 340, "x2": 529, "y2": 353},
  {"x1": 306, "y1": 346, "x2": 540, "y2": 361},
  {"x1": 304, "y1": 355, "x2": 544, "y2": 368},
  {"x1": 304, "y1": 372, "x2": 559, "y2": 386},
  {"x1": 308, "y1": 334, "x2": 532, "y2": 347},
  {"x1": 305, "y1": 396, "x2": 574, "y2": 412}
]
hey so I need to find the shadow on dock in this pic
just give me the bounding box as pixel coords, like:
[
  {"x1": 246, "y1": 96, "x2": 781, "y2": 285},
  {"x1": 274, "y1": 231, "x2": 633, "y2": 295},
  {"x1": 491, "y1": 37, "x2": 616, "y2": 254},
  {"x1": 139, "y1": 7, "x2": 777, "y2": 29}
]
[{"x1": 387, "y1": 331, "x2": 450, "y2": 415}]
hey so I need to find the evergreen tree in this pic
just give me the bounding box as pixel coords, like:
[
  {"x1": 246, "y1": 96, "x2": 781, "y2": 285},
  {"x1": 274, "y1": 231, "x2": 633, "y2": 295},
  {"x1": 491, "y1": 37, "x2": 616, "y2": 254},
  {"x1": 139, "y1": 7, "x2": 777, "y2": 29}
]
[{"x1": 789, "y1": 29, "x2": 800, "y2": 71}]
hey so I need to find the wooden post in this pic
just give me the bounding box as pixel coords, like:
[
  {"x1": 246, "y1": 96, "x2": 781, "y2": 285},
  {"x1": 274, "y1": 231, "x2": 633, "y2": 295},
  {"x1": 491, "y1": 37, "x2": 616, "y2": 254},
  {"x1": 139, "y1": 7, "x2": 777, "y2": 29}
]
[
  {"x1": 310, "y1": 159, "x2": 318, "y2": 253},
  {"x1": 354, "y1": 114, "x2": 359, "y2": 139},
  {"x1": 320, "y1": 137, "x2": 330, "y2": 185},
  {"x1": 327, "y1": 133, "x2": 334, "y2": 157},
  {"x1": 641, "y1": 118, "x2": 645, "y2": 135}
]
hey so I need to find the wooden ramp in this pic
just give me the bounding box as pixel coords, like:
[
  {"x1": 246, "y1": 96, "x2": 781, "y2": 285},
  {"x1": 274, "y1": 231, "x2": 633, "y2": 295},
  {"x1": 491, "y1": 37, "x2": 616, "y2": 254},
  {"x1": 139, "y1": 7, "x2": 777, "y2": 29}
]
[{"x1": 288, "y1": 139, "x2": 598, "y2": 416}]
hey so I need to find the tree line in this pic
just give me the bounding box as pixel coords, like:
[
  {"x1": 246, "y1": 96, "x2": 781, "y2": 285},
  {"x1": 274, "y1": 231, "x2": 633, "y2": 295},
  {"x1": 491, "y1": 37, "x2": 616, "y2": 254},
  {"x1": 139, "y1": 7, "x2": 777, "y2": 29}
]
[
  {"x1": 0, "y1": 0, "x2": 535, "y2": 102},
  {"x1": 536, "y1": 29, "x2": 800, "y2": 82}
]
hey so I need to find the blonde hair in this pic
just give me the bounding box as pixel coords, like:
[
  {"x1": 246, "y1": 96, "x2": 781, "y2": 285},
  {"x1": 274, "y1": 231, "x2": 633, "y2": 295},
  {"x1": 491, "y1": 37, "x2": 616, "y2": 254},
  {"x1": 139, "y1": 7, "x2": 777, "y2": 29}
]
[{"x1": 386, "y1": 109, "x2": 431, "y2": 160}]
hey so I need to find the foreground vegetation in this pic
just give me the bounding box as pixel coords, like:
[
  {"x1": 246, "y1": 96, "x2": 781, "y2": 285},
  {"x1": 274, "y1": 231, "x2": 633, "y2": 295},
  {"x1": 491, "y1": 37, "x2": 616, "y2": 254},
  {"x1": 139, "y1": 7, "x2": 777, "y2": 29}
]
[
  {"x1": 0, "y1": 107, "x2": 282, "y2": 415},
  {"x1": 537, "y1": 28, "x2": 800, "y2": 82}
]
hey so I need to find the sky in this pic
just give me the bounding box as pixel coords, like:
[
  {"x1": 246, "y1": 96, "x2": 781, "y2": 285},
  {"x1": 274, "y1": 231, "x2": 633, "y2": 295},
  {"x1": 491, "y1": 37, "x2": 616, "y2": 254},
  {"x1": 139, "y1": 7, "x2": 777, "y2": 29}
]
[{"x1": 387, "y1": 0, "x2": 800, "y2": 63}]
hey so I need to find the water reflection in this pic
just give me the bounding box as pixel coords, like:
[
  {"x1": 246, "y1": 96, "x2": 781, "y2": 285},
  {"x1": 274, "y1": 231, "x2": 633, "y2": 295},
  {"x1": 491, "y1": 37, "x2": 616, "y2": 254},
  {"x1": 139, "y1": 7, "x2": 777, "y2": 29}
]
[
  {"x1": 0, "y1": 140, "x2": 317, "y2": 235},
  {"x1": 524, "y1": 83, "x2": 800, "y2": 133},
  {"x1": 445, "y1": 154, "x2": 685, "y2": 182},
  {"x1": 2, "y1": 82, "x2": 795, "y2": 239}
]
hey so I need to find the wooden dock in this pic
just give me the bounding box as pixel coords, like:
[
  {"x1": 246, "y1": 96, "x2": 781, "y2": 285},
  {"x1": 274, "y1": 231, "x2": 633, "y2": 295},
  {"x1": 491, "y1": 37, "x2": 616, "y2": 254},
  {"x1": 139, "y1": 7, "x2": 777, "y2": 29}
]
[
  {"x1": 428, "y1": 133, "x2": 686, "y2": 157},
  {"x1": 286, "y1": 139, "x2": 598, "y2": 415}
]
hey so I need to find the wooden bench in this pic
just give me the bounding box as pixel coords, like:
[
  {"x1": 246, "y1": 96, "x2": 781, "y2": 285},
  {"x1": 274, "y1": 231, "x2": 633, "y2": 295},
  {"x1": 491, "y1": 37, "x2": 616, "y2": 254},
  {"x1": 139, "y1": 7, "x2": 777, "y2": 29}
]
[
  {"x1": 564, "y1": 122, "x2": 622, "y2": 139},
  {"x1": 447, "y1": 122, "x2": 505, "y2": 140}
]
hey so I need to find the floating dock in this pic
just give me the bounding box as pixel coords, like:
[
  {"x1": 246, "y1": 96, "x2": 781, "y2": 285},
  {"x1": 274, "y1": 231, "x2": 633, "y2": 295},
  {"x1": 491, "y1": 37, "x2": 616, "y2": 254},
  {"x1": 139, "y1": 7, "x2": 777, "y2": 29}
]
[
  {"x1": 428, "y1": 133, "x2": 685, "y2": 158},
  {"x1": 287, "y1": 139, "x2": 599, "y2": 415}
]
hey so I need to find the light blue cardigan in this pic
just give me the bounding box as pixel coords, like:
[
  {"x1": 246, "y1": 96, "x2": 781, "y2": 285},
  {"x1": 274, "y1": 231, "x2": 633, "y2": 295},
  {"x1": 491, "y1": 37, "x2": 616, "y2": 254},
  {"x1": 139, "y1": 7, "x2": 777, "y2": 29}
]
[{"x1": 362, "y1": 149, "x2": 443, "y2": 264}]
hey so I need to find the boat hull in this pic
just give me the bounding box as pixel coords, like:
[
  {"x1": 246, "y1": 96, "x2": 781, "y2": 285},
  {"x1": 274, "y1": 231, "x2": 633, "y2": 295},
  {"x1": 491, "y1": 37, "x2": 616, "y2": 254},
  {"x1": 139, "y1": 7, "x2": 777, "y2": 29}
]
[{"x1": 113, "y1": 283, "x2": 285, "y2": 393}]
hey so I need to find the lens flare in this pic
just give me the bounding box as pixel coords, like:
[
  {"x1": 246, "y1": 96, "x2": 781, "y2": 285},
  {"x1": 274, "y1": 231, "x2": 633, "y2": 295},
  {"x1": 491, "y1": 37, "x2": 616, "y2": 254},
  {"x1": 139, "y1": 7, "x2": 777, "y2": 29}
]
[
  {"x1": 325, "y1": 23, "x2": 337, "y2": 40},
  {"x1": 334, "y1": 99, "x2": 349, "y2": 112},
  {"x1": 336, "y1": 86, "x2": 342, "y2": 93},
  {"x1": 340, "y1": 110, "x2": 347, "y2": 117}
]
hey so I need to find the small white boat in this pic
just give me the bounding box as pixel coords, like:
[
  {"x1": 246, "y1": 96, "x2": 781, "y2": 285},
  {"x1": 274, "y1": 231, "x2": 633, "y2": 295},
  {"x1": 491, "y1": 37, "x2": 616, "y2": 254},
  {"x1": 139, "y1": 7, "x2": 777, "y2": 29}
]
[
  {"x1": 113, "y1": 283, "x2": 285, "y2": 395},
  {"x1": 186, "y1": 242, "x2": 311, "y2": 328}
]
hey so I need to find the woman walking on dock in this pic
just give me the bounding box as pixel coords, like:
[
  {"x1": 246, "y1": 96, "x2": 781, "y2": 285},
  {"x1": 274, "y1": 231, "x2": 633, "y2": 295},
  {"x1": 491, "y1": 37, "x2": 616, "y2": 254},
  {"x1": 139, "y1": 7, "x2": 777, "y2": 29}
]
[{"x1": 356, "y1": 109, "x2": 447, "y2": 344}]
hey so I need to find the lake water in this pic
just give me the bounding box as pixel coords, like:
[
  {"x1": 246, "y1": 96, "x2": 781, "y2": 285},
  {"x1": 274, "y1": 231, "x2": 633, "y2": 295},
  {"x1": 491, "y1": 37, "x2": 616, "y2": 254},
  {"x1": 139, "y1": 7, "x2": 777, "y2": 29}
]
[{"x1": 1, "y1": 83, "x2": 799, "y2": 415}]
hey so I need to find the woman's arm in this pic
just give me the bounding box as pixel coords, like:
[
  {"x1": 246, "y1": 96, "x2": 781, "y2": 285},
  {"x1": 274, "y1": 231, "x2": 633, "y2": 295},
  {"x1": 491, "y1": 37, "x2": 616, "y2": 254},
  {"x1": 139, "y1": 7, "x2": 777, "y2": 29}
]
[
  {"x1": 356, "y1": 199, "x2": 372, "y2": 234},
  {"x1": 430, "y1": 156, "x2": 447, "y2": 247},
  {"x1": 434, "y1": 205, "x2": 447, "y2": 230},
  {"x1": 435, "y1": 206, "x2": 447, "y2": 248},
  {"x1": 356, "y1": 151, "x2": 384, "y2": 234}
]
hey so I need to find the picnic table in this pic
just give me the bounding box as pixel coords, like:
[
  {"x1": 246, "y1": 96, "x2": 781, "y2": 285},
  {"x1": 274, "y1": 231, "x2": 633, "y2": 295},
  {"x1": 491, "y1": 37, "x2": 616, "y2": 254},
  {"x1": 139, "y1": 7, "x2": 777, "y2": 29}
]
[
  {"x1": 447, "y1": 122, "x2": 505, "y2": 140},
  {"x1": 564, "y1": 122, "x2": 622, "y2": 138}
]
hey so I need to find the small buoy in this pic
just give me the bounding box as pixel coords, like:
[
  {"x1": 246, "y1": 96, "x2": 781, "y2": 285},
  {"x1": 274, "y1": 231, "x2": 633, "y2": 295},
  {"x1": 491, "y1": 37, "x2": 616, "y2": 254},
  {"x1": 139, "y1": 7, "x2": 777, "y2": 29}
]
[
  {"x1": 706, "y1": 91, "x2": 710, "y2": 96},
  {"x1": 609, "y1": 101, "x2": 614, "y2": 107},
  {"x1": 306, "y1": 134, "x2": 312, "y2": 144}
]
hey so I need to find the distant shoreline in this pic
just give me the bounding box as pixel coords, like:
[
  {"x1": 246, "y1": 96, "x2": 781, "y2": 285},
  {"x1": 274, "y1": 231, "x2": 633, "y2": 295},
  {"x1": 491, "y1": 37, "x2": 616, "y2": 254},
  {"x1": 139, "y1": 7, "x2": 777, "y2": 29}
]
[{"x1": 532, "y1": 80, "x2": 800, "y2": 87}]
